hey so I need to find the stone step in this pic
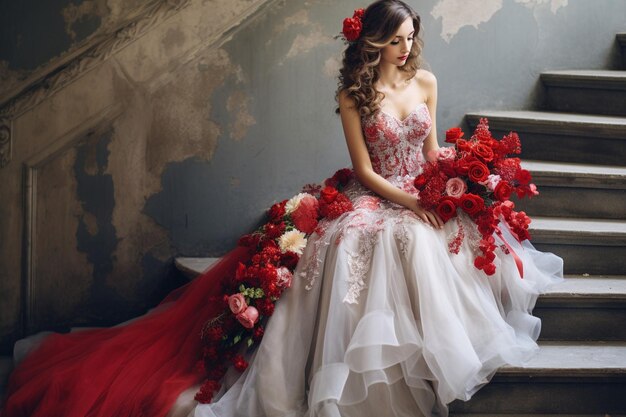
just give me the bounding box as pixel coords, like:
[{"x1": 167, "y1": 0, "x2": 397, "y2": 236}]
[
  {"x1": 541, "y1": 70, "x2": 626, "y2": 116},
  {"x1": 174, "y1": 257, "x2": 219, "y2": 280},
  {"x1": 515, "y1": 160, "x2": 626, "y2": 219},
  {"x1": 529, "y1": 217, "x2": 626, "y2": 275},
  {"x1": 465, "y1": 111, "x2": 626, "y2": 166},
  {"x1": 449, "y1": 341, "x2": 626, "y2": 415},
  {"x1": 452, "y1": 415, "x2": 625, "y2": 417},
  {"x1": 618, "y1": 33, "x2": 626, "y2": 69},
  {"x1": 536, "y1": 275, "x2": 626, "y2": 341}
]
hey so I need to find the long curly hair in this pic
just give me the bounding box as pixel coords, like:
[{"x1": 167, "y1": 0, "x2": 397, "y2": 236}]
[{"x1": 334, "y1": 0, "x2": 423, "y2": 118}]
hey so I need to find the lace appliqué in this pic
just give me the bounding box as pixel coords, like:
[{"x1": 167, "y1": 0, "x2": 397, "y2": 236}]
[
  {"x1": 447, "y1": 216, "x2": 465, "y2": 254},
  {"x1": 298, "y1": 103, "x2": 433, "y2": 299},
  {"x1": 360, "y1": 105, "x2": 431, "y2": 180},
  {"x1": 394, "y1": 222, "x2": 411, "y2": 258},
  {"x1": 344, "y1": 227, "x2": 378, "y2": 304}
]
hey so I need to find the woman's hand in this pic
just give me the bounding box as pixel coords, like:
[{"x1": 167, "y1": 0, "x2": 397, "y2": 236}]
[{"x1": 406, "y1": 197, "x2": 444, "y2": 229}]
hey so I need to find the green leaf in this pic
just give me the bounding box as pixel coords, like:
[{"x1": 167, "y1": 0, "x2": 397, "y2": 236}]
[
  {"x1": 233, "y1": 334, "x2": 241, "y2": 344},
  {"x1": 247, "y1": 338, "x2": 254, "y2": 348}
]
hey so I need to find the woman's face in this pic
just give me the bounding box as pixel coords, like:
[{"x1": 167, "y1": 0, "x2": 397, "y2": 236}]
[{"x1": 380, "y1": 17, "x2": 414, "y2": 66}]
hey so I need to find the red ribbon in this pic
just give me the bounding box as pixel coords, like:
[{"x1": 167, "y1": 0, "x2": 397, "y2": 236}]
[{"x1": 494, "y1": 226, "x2": 524, "y2": 279}]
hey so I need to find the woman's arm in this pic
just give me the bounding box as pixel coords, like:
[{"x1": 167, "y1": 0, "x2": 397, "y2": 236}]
[
  {"x1": 338, "y1": 90, "x2": 443, "y2": 228},
  {"x1": 419, "y1": 70, "x2": 440, "y2": 161}
]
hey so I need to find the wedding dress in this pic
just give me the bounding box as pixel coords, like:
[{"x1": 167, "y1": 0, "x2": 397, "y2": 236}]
[
  {"x1": 194, "y1": 102, "x2": 564, "y2": 417},
  {"x1": 2, "y1": 102, "x2": 564, "y2": 417}
]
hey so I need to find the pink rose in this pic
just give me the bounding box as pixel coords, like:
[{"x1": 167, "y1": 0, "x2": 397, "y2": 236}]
[
  {"x1": 236, "y1": 306, "x2": 259, "y2": 329},
  {"x1": 484, "y1": 174, "x2": 501, "y2": 191},
  {"x1": 228, "y1": 293, "x2": 247, "y2": 315},
  {"x1": 276, "y1": 266, "x2": 293, "y2": 288},
  {"x1": 445, "y1": 177, "x2": 467, "y2": 199},
  {"x1": 437, "y1": 147, "x2": 456, "y2": 160}
]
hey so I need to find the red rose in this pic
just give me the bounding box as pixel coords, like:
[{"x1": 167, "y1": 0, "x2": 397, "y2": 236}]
[
  {"x1": 493, "y1": 181, "x2": 513, "y2": 201},
  {"x1": 281, "y1": 251, "x2": 300, "y2": 269},
  {"x1": 353, "y1": 8, "x2": 365, "y2": 19},
  {"x1": 460, "y1": 193, "x2": 485, "y2": 216},
  {"x1": 332, "y1": 168, "x2": 353, "y2": 186},
  {"x1": 456, "y1": 139, "x2": 471, "y2": 153},
  {"x1": 342, "y1": 17, "x2": 362, "y2": 42},
  {"x1": 436, "y1": 197, "x2": 458, "y2": 222},
  {"x1": 514, "y1": 168, "x2": 532, "y2": 185},
  {"x1": 264, "y1": 221, "x2": 285, "y2": 239},
  {"x1": 268, "y1": 201, "x2": 286, "y2": 222},
  {"x1": 445, "y1": 127, "x2": 464, "y2": 144},
  {"x1": 455, "y1": 156, "x2": 477, "y2": 176},
  {"x1": 439, "y1": 159, "x2": 457, "y2": 178},
  {"x1": 467, "y1": 161, "x2": 490, "y2": 183},
  {"x1": 472, "y1": 142, "x2": 495, "y2": 162},
  {"x1": 320, "y1": 186, "x2": 339, "y2": 203},
  {"x1": 413, "y1": 174, "x2": 428, "y2": 189}
]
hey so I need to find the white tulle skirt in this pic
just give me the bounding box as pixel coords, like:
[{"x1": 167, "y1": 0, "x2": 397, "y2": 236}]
[{"x1": 192, "y1": 178, "x2": 564, "y2": 417}]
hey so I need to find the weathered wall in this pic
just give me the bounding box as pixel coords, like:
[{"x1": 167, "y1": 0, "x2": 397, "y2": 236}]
[{"x1": 1, "y1": 0, "x2": 625, "y2": 353}]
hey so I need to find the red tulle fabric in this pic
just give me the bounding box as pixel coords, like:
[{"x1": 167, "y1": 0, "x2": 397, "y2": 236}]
[{"x1": 2, "y1": 245, "x2": 252, "y2": 417}]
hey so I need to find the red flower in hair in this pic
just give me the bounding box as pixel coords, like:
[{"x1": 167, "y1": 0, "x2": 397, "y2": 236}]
[
  {"x1": 343, "y1": 17, "x2": 362, "y2": 42},
  {"x1": 342, "y1": 8, "x2": 365, "y2": 42}
]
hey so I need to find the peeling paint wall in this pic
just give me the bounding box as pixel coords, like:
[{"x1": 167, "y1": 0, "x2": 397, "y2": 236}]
[
  {"x1": 1, "y1": 0, "x2": 625, "y2": 353},
  {"x1": 0, "y1": 0, "x2": 150, "y2": 97}
]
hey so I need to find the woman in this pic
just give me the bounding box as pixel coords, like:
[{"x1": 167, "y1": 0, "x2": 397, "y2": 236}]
[{"x1": 2, "y1": 1, "x2": 563, "y2": 416}]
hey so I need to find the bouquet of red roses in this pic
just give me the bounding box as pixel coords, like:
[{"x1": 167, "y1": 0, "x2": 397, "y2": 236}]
[
  {"x1": 413, "y1": 118, "x2": 538, "y2": 276},
  {"x1": 194, "y1": 169, "x2": 354, "y2": 403}
]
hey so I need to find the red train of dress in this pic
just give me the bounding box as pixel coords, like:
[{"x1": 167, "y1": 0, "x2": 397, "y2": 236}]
[{"x1": 1, "y1": 245, "x2": 252, "y2": 417}]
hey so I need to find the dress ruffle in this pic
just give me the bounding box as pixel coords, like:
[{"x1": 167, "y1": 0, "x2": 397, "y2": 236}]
[{"x1": 195, "y1": 179, "x2": 564, "y2": 417}]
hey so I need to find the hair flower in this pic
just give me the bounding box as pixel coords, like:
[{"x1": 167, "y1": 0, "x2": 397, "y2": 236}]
[{"x1": 336, "y1": 8, "x2": 365, "y2": 44}]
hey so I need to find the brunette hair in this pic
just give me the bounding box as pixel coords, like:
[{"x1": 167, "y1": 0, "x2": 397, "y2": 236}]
[{"x1": 334, "y1": 0, "x2": 423, "y2": 117}]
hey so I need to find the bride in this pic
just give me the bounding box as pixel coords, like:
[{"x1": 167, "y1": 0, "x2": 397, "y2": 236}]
[{"x1": 2, "y1": 1, "x2": 563, "y2": 416}]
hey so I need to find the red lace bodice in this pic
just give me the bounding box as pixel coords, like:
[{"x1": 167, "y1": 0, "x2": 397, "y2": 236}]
[{"x1": 361, "y1": 102, "x2": 432, "y2": 179}]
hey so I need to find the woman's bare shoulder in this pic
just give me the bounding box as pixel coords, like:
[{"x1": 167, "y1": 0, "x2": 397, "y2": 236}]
[
  {"x1": 338, "y1": 89, "x2": 358, "y2": 112},
  {"x1": 415, "y1": 69, "x2": 437, "y2": 87}
]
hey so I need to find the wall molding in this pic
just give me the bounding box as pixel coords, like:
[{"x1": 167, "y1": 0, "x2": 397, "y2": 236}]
[
  {"x1": 21, "y1": 104, "x2": 123, "y2": 334},
  {"x1": 0, "y1": 118, "x2": 10, "y2": 168},
  {"x1": 0, "y1": 0, "x2": 191, "y2": 169}
]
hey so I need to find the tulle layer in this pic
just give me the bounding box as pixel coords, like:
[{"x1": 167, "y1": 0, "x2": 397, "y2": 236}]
[
  {"x1": 2, "y1": 183, "x2": 564, "y2": 417},
  {"x1": 195, "y1": 197, "x2": 564, "y2": 417},
  {"x1": 1, "y1": 246, "x2": 252, "y2": 417}
]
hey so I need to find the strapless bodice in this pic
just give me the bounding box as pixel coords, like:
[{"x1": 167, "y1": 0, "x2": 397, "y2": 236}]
[{"x1": 361, "y1": 102, "x2": 432, "y2": 179}]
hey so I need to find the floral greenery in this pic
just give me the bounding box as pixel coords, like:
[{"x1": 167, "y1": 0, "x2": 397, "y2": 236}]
[
  {"x1": 413, "y1": 118, "x2": 538, "y2": 276},
  {"x1": 194, "y1": 169, "x2": 355, "y2": 404}
]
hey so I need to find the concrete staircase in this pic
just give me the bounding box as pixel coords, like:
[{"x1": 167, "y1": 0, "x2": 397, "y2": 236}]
[
  {"x1": 452, "y1": 32, "x2": 626, "y2": 416},
  {"x1": 2, "y1": 32, "x2": 624, "y2": 417}
]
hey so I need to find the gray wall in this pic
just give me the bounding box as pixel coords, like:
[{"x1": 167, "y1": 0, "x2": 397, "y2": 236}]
[
  {"x1": 154, "y1": 0, "x2": 626, "y2": 255},
  {"x1": 0, "y1": 0, "x2": 624, "y2": 353}
]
